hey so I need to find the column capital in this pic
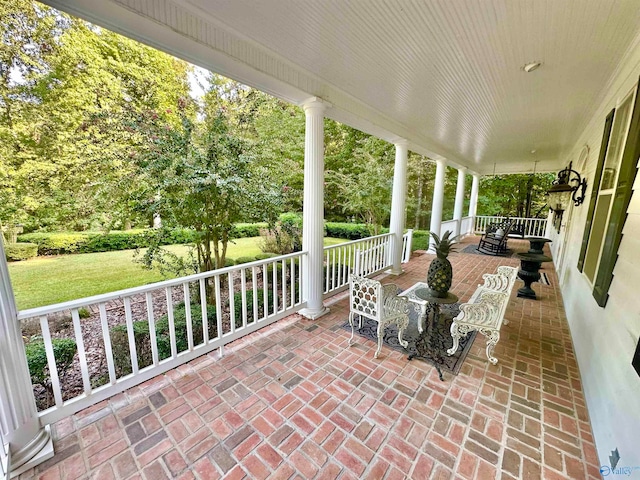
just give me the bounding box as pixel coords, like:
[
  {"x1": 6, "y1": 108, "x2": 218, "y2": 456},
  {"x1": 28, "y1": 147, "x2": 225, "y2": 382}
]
[
  {"x1": 457, "y1": 166, "x2": 468, "y2": 173},
  {"x1": 301, "y1": 96, "x2": 330, "y2": 112},
  {"x1": 392, "y1": 138, "x2": 408, "y2": 147}
]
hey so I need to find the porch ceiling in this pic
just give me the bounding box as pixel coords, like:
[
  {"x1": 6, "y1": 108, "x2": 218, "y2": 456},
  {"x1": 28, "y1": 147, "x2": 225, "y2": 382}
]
[{"x1": 45, "y1": 0, "x2": 640, "y2": 174}]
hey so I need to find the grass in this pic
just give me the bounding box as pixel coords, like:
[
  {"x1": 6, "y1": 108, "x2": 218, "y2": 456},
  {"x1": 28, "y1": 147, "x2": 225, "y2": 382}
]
[{"x1": 8, "y1": 237, "x2": 348, "y2": 310}]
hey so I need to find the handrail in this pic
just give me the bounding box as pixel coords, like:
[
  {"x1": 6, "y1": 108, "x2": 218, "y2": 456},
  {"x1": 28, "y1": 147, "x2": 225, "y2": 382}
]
[
  {"x1": 323, "y1": 232, "x2": 392, "y2": 251},
  {"x1": 18, "y1": 250, "x2": 307, "y2": 320}
]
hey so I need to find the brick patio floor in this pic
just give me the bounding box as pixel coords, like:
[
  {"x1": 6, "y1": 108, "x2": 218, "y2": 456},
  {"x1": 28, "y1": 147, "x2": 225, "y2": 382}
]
[{"x1": 20, "y1": 237, "x2": 601, "y2": 480}]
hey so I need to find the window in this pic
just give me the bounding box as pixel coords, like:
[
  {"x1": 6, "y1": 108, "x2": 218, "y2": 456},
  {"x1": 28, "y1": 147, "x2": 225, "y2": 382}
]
[{"x1": 579, "y1": 78, "x2": 640, "y2": 307}]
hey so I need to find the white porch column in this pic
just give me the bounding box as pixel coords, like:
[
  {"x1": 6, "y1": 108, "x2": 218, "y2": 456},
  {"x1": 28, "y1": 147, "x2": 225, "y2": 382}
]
[
  {"x1": 468, "y1": 173, "x2": 480, "y2": 232},
  {"x1": 429, "y1": 159, "x2": 447, "y2": 252},
  {"x1": 0, "y1": 241, "x2": 54, "y2": 476},
  {"x1": 388, "y1": 140, "x2": 409, "y2": 275},
  {"x1": 300, "y1": 98, "x2": 329, "y2": 320},
  {"x1": 453, "y1": 167, "x2": 467, "y2": 237}
]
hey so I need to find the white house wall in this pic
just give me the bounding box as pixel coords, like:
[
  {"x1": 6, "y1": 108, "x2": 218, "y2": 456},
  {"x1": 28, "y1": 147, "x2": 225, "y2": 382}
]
[{"x1": 552, "y1": 32, "x2": 640, "y2": 469}]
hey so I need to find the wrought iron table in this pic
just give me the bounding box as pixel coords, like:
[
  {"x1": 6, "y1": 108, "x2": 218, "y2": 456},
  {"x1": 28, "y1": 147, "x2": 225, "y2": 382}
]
[{"x1": 402, "y1": 285, "x2": 458, "y2": 381}]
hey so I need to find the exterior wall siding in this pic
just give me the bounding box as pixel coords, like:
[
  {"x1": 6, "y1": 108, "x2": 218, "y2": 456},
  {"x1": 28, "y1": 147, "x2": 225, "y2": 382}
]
[{"x1": 552, "y1": 34, "x2": 640, "y2": 469}]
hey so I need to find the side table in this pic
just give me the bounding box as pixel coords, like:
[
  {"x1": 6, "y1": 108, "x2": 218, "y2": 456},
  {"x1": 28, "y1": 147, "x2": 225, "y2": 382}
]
[{"x1": 409, "y1": 288, "x2": 458, "y2": 381}]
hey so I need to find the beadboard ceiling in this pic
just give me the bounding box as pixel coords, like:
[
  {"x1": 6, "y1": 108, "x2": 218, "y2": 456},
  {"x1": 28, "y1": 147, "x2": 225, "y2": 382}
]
[{"x1": 44, "y1": 0, "x2": 640, "y2": 174}]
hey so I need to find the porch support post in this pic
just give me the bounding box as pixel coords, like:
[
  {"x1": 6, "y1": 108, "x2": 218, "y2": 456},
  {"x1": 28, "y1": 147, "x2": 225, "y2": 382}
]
[
  {"x1": 0, "y1": 241, "x2": 54, "y2": 476},
  {"x1": 389, "y1": 139, "x2": 409, "y2": 275},
  {"x1": 453, "y1": 167, "x2": 467, "y2": 237},
  {"x1": 300, "y1": 98, "x2": 329, "y2": 320},
  {"x1": 469, "y1": 173, "x2": 480, "y2": 233},
  {"x1": 429, "y1": 159, "x2": 447, "y2": 252}
]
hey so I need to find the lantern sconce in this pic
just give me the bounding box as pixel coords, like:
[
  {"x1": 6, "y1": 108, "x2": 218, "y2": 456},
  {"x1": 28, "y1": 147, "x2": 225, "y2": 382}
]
[
  {"x1": 546, "y1": 161, "x2": 587, "y2": 213},
  {"x1": 546, "y1": 161, "x2": 587, "y2": 232}
]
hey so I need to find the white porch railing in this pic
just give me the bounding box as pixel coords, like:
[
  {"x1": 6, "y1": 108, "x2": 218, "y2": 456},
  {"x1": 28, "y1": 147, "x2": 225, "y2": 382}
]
[
  {"x1": 401, "y1": 229, "x2": 413, "y2": 263},
  {"x1": 323, "y1": 233, "x2": 394, "y2": 296},
  {"x1": 17, "y1": 251, "x2": 306, "y2": 425},
  {"x1": 474, "y1": 215, "x2": 548, "y2": 237},
  {"x1": 440, "y1": 219, "x2": 458, "y2": 236},
  {"x1": 460, "y1": 216, "x2": 474, "y2": 236}
]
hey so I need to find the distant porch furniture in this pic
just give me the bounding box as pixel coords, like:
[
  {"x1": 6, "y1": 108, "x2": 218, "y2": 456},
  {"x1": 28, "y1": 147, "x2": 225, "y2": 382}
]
[
  {"x1": 478, "y1": 221, "x2": 512, "y2": 255},
  {"x1": 347, "y1": 274, "x2": 409, "y2": 358}
]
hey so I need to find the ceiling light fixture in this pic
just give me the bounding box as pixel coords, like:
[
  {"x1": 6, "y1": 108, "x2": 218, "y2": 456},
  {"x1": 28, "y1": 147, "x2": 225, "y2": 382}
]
[{"x1": 523, "y1": 62, "x2": 542, "y2": 73}]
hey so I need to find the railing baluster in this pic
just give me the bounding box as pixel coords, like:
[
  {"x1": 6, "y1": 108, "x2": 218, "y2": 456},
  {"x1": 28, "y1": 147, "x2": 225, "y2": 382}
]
[
  {"x1": 98, "y1": 304, "x2": 116, "y2": 384},
  {"x1": 145, "y1": 293, "x2": 159, "y2": 366},
  {"x1": 252, "y1": 267, "x2": 259, "y2": 321},
  {"x1": 281, "y1": 259, "x2": 287, "y2": 310},
  {"x1": 331, "y1": 248, "x2": 336, "y2": 291},
  {"x1": 290, "y1": 258, "x2": 295, "y2": 307},
  {"x1": 183, "y1": 283, "x2": 194, "y2": 350},
  {"x1": 71, "y1": 309, "x2": 91, "y2": 393},
  {"x1": 124, "y1": 297, "x2": 139, "y2": 373},
  {"x1": 39, "y1": 316, "x2": 63, "y2": 407},
  {"x1": 272, "y1": 260, "x2": 278, "y2": 315},
  {"x1": 337, "y1": 247, "x2": 342, "y2": 288},
  {"x1": 227, "y1": 273, "x2": 235, "y2": 334},
  {"x1": 165, "y1": 287, "x2": 177, "y2": 357},
  {"x1": 199, "y1": 279, "x2": 208, "y2": 344},
  {"x1": 214, "y1": 275, "x2": 222, "y2": 340},
  {"x1": 325, "y1": 250, "x2": 330, "y2": 293},
  {"x1": 263, "y1": 264, "x2": 268, "y2": 319},
  {"x1": 240, "y1": 268, "x2": 248, "y2": 328}
]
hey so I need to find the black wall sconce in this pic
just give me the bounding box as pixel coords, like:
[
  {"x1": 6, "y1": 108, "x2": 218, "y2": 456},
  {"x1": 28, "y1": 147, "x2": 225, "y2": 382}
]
[{"x1": 546, "y1": 161, "x2": 587, "y2": 232}]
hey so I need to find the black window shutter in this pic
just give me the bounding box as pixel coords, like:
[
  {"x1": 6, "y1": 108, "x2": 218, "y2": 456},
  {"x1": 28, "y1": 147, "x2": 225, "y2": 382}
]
[
  {"x1": 593, "y1": 79, "x2": 640, "y2": 307},
  {"x1": 577, "y1": 108, "x2": 615, "y2": 272}
]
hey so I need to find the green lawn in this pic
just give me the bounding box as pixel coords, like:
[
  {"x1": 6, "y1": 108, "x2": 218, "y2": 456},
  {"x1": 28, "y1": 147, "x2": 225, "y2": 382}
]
[{"x1": 8, "y1": 237, "x2": 347, "y2": 310}]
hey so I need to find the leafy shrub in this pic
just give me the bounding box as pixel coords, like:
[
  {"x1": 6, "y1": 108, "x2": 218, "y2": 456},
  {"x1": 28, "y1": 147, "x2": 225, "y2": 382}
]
[
  {"x1": 411, "y1": 230, "x2": 430, "y2": 251},
  {"x1": 5, "y1": 242, "x2": 38, "y2": 261},
  {"x1": 78, "y1": 307, "x2": 91, "y2": 319},
  {"x1": 234, "y1": 223, "x2": 268, "y2": 238},
  {"x1": 222, "y1": 258, "x2": 236, "y2": 267},
  {"x1": 110, "y1": 320, "x2": 152, "y2": 375},
  {"x1": 259, "y1": 213, "x2": 303, "y2": 255},
  {"x1": 26, "y1": 338, "x2": 77, "y2": 403},
  {"x1": 155, "y1": 303, "x2": 217, "y2": 358},
  {"x1": 235, "y1": 256, "x2": 256, "y2": 265},
  {"x1": 18, "y1": 233, "x2": 88, "y2": 255},
  {"x1": 110, "y1": 303, "x2": 217, "y2": 376},
  {"x1": 232, "y1": 289, "x2": 274, "y2": 325},
  {"x1": 325, "y1": 222, "x2": 371, "y2": 240}
]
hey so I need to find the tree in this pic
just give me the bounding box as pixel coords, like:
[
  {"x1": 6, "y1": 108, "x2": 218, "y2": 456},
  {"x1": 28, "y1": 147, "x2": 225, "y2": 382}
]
[
  {"x1": 328, "y1": 136, "x2": 395, "y2": 233},
  {"x1": 478, "y1": 173, "x2": 555, "y2": 218},
  {"x1": 134, "y1": 80, "x2": 280, "y2": 275}
]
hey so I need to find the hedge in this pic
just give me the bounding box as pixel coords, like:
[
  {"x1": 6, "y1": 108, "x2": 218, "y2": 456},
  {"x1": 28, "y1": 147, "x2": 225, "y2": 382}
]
[
  {"x1": 325, "y1": 222, "x2": 371, "y2": 240},
  {"x1": 412, "y1": 230, "x2": 431, "y2": 251},
  {"x1": 5, "y1": 242, "x2": 38, "y2": 261},
  {"x1": 18, "y1": 224, "x2": 269, "y2": 256}
]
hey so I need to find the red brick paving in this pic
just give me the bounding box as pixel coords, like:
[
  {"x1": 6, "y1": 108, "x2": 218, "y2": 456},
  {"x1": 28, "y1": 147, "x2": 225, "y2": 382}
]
[{"x1": 20, "y1": 238, "x2": 601, "y2": 479}]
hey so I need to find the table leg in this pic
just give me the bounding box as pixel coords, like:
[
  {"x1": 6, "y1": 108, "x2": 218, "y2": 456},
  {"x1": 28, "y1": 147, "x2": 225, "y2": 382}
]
[{"x1": 408, "y1": 303, "x2": 445, "y2": 381}]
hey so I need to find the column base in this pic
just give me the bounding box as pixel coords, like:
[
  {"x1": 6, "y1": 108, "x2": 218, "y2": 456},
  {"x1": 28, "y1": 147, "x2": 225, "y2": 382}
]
[
  {"x1": 299, "y1": 306, "x2": 330, "y2": 320},
  {"x1": 388, "y1": 267, "x2": 404, "y2": 276},
  {"x1": 10, "y1": 425, "x2": 54, "y2": 478}
]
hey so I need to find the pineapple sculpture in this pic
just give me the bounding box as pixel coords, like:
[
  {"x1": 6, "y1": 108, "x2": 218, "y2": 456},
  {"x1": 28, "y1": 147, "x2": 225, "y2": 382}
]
[{"x1": 427, "y1": 230, "x2": 459, "y2": 298}]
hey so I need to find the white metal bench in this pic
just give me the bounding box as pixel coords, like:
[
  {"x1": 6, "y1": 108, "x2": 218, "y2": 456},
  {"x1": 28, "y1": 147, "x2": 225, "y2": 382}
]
[
  {"x1": 347, "y1": 274, "x2": 409, "y2": 358},
  {"x1": 446, "y1": 266, "x2": 518, "y2": 364}
]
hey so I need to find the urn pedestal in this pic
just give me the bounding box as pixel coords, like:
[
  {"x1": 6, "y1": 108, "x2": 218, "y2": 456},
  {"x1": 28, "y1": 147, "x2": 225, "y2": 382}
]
[{"x1": 516, "y1": 252, "x2": 552, "y2": 300}]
